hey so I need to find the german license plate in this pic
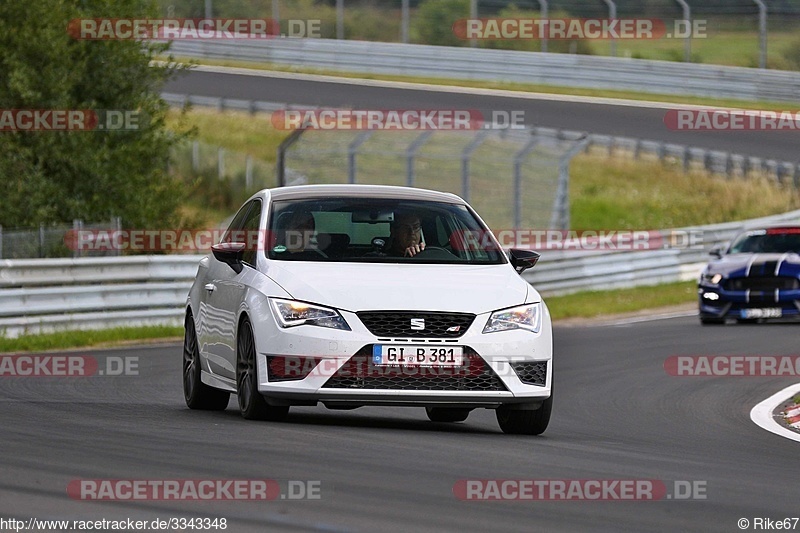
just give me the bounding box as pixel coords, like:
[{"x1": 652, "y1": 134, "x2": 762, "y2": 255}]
[
  {"x1": 740, "y1": 308, "x2": 782, "y2": 319},
  {"x1": 372, "y1": 345, "x2": 464, "y2": 366}
]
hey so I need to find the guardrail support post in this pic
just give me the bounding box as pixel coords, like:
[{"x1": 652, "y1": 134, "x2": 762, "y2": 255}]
[
  {"x1": 675, "y1": 0, "x2": 691, "y2": 62},
  {"x1": 192, "y1": 141, "x2": 199, "y2": 172},
  {"x1": 272, "y1": 0, "x2": 280, "y2": 29},
  {"x1": 602, "y1": 0, "x2": 617, "y2": 57},
  {"x1": 217, "y1": 147, "x2": 225, "y2": 180},
  {"x1": 754, "y1": 0, "x2": 767, "y2": 68},
  {"x1": 0, "y1": 225, "x2": 3, "y2": 260},
  {"x1": 777, "y1": 163, "x2": 787, "y2": 185},
  {"x1": 470, "y1": 0, "x2": 478, "y2": 48},
  {"x1": 73, "y1": 219, "x2": 81, "y2": 258},
  {"x1": 401, "y1": 0, "x2": 410, "y2": 43},
  {"x1": 114, "y1": 217, "x2": 122, "y2": 257},
  {"x1": 537, "y1": 0, "x2": 548, "y2": 53},
  {"x1": 703, "y1": 151, "x2": 712, "y2": 172},
  {"x1": 245, "y1": 155, "x2": 253, "y2": 190},
  {"x1": 682, "y1": 146, "x2": 690, "y2": 173},
  {"x1": 39, "y1": 223, "x2": 45, "y2": 258},
  {"x1": 336, "y1": 0, "x2": 344, "y2": 40}
]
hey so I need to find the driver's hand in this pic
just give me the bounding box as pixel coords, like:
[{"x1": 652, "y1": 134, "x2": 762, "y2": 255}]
[{"x1": 404, "y1": 242, "x2": 426, "y2": 257}]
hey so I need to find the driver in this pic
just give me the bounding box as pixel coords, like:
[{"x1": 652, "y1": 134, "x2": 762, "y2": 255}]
[
  {"x1": 284, "y1": 210, "x2": 317, "y2": 253},
  {"x1": 387, "y1": 212, "x2": 426, "y2": 257}
]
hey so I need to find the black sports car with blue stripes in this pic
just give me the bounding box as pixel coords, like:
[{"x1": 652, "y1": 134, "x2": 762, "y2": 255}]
[{"x1": 698, "y1": 226, "x2": 800, "y2": 325}]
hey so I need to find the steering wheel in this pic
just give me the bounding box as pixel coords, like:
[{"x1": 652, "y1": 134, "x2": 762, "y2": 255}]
[{"x1": 412, "y1": 246, "x2": 457, "y2": 258}]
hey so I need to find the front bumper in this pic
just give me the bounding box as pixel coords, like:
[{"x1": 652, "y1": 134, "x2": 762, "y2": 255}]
[
  {"x1": 250, "y1": 307, "x2": 553, "y2": 405},
  {"x1": 698, "y1": 283, "x2": 800, "y2": 319}
]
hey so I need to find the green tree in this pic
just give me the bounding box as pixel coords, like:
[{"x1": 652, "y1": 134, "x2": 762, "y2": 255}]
[
  {"x1": 0, "y1": 0, "x2": 190, "y2": 228},
  {"x1": 413, "y1": 0, "x2": 470, "y2": 47}
]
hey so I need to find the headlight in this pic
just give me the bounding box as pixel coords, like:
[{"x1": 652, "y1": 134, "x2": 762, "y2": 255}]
[
  {"x1": 700, "y1": 273, "x2": 723, "y2": 285},
  {"x1": 269, "y1": 298, "x2": 350, "y2": 330},
  {"x1": 483, "y1": 303, "x2": 542, "y2": 334}
]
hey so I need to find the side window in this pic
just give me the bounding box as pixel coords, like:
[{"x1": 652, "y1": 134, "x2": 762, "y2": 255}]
[
  {"x1": 240, "y1": 200, "x2": 262, "y2": 267},
  {"x1": 222, "y1": 202, "x2": 253, "y2": 244}
]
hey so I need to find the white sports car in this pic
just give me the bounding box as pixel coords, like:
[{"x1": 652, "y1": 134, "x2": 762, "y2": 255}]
[{"x1": 183, "y1": 184, "x2": 553, "y2": 434}]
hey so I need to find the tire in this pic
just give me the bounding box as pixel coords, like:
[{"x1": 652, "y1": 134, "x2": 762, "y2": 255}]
[
  {"x1": 496, "y1": 395, "x2": 552, "y2": 435},
  {"x1": 236, "y1": 318, "x2": 289, "y2": 421},
  {"x1": 425, "y1": 407, "x2": 471, "y2": 423},
  {"x1": 700, "y1": 317, "x2": 725, "y2": 325},
  {"x1": 183, "y1": 313, "x2": 230, "y2": 410}
]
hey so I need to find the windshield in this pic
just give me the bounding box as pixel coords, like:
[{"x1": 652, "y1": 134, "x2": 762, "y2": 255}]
[
  {"x1": 728, "y1": 228, "x2": 800, "y2": 254},
  {"x1": 266, "y1": 198, "x2": 506, "y2": 264}
]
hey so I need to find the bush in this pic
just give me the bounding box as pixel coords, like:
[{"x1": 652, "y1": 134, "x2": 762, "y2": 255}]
[{"x1": 413, "y1": 0, "x2": 470, "y2": 47}]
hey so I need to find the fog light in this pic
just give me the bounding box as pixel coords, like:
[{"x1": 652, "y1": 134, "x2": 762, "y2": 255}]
[
  {"x1": 702, "y1": 292, "x2": 720, "y2": 301},
  {"x1": 267, "y1": 356, "x2": 323, "y2": 382}
]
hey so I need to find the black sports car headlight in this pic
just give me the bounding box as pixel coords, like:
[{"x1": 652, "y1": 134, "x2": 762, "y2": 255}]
[
  {"x1": 700, "y1": 273, "x2": 723, "y2": 285},
  {"x1": 270, "y1": 298, "x2": 351, "y2": 330}
]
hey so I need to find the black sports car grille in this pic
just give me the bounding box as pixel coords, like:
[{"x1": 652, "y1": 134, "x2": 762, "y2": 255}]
[
  {"x1": 322, "y1": 348, "x2": 507, "y2": 392},
  {"x1": 725, "y1": 277, "x2": 799, "y2": 291},
  {"x1": 511, "y1": 362, "x2": 548, "y2": 386},
  {"x1": 356, "y1": 311, "x2": 475, "y2": 338}
]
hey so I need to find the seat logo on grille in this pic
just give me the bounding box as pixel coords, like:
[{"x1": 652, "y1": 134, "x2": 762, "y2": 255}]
[{"x1": 410, "y1": 318, "x2": 425, "y2": 330}]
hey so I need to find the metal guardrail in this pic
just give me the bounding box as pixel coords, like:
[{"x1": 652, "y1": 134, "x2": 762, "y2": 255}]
[
  {"x1": 167, "y1": 39, "x2": 800, "y2": 102},
  {"x1": 2, "y1": 208, "x2": 800, "y2": 337},
  {"x1": 0, "y1": 256, "x2": 202, "y2": 338},
  {"x1": 524, "y1": 208, "x2": 800, "y2": 294}
]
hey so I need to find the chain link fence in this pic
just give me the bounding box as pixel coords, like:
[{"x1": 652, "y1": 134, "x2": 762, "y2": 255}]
[
  {"x1": 0, "y1": 218, "x2": 121, "y2": 260},
  {"x1": 278, "y1": 126, "x2": 587, "y2": 230},
  {"x1": 168, "y1": 139, "x2": 278, "y2": 215}
]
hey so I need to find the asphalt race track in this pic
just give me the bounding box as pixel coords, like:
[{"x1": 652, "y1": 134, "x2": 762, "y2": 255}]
[
  {"x1": 1, "y1": 316, "x2": 797, "y2": 532},
  {"x1": 166, "y1": 69, "x2": 800, "y2": 163}
]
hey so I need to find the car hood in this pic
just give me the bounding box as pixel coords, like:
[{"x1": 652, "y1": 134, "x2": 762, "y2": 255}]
[
  {"x1": 707, "y1": 253, "x2": 800, "y2": 278},
  {"x1": 265, "y1": 261, "x2": 534, "y2": 314}
]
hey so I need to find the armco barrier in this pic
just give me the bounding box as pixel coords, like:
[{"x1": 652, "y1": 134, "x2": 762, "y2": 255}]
[
  {"x1": 2, "y1": 208, "x2": 800, "y2": 337},
  {"x1": 524, "y1": 208, "x2": 800, "y2": 294},
  {"x1": 0, "y1": 256, "x2": 203, "y2": 338},
  {"x1": 167, "y1": 39, "x2": 800, "y2": 102}
]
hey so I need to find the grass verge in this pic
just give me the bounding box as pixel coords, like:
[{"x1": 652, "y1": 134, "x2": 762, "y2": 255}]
[
  {"x1": 545, "y1": 281, "x2": 696, "y2": 321},
  {"x1": 0, "y1": 283, "x2": 698, "y2": 352},
  {"x1": 0, "y1": 326, "x2": 184, "y2": 354}
]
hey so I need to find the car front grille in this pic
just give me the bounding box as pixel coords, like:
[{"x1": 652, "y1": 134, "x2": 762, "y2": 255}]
[
  {"x1": 356, "y1": 311, "x2": 475, "y2": 338},
  {"x1": 511, "y1": 362, "x2": 548, "y2": 386},
  {"x1": 725, "y1": 276, "x2": 799, "y2": 291},
  {"x1": 321, "y1": 347, "x2": 507, "y2": 392}
]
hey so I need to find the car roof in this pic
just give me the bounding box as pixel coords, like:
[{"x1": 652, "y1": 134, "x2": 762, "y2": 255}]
[
  {"x1": 264, "y1": 184, "x2": 465, "y2": 204},
  {"x1": 738, "y1": 224, "x2": 800, "y2": 233}
]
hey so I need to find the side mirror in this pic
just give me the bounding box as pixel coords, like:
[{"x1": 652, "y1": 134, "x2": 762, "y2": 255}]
[
  {"x1": 509, "y1": 248, "x2": 540, "y2": 275},
  {"x1": 709, "y1": 246, "x2": 723, "y2": 259},
  {"x1": 212, "y1": 242, "x2": 246, "y2": 273}
]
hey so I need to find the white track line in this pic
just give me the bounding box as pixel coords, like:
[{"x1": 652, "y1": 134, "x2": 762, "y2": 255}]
[
  {"x1": 750, "y1": 383, "x2": 800, "y2": 443},
  {"x1": 597, "y1": 310, "x2": 697, "y2": 327}
]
